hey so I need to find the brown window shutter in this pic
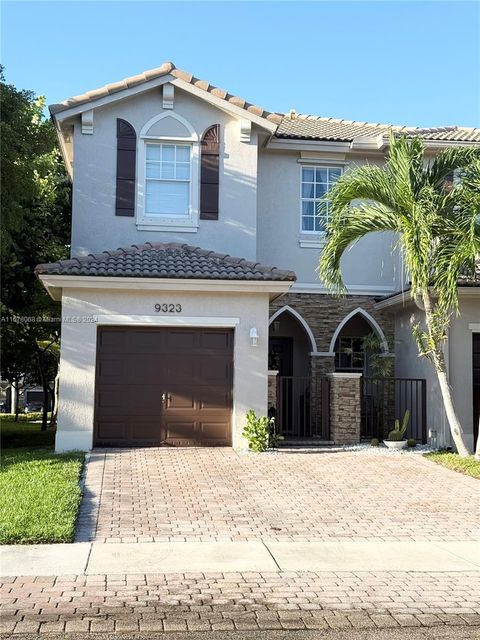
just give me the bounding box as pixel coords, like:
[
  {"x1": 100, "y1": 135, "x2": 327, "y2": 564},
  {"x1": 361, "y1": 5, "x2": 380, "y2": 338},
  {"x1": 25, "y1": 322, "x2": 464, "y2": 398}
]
[
  {"x1": 115, "y1": 119, "x2": 136, "y2": 217},
  {"x1": 200, "y1": 124, "x2": 220, "y2": 220}
]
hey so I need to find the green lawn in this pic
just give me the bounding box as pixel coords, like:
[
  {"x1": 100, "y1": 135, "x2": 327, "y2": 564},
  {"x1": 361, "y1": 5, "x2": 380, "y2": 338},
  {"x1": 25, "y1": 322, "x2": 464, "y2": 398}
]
[
  {"x1": 0, "y1": 421, "x2": 84, "y2": 544},
  {"x1": 1, "y1": 420, "x2": 56, "y2": 448},
  {"x1": 424, "y1": 451, "x2": 480, "y2": 479}
]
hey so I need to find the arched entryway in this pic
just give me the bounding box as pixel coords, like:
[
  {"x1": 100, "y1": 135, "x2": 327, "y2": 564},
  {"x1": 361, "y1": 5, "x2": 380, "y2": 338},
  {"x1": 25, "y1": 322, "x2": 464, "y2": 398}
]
[
  {"x1": 268, "y1": 307, "x2": 329, "y2": 440},
  {"x1": 268, "y1": 306, "x2": 313, "y2": 377},
  {"x1": 331, "y1": 307, "x2": 390, "y2": 376}
]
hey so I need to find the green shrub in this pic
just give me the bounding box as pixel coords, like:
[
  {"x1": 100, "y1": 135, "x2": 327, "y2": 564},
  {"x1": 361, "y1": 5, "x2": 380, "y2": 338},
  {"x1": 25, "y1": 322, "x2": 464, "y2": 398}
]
[
  {"x1": 370, "y1": 438, "x2": 380, "y2": 447},
  {"x1": 242, "y1": 410, "x2": 283, "y2": 452},
  {"x1": 1, "y1": 412, "x2": 47, "y2": 423},
  {"x1": 407, "y1": 438, "x2": 417, "y2": 448}
]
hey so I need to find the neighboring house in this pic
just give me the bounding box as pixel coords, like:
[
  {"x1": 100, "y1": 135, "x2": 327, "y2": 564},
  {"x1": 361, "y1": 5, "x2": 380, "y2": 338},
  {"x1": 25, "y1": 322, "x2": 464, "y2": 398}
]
[{"x1": 35, "y1": 62, "x2": 480, "y2": 452}]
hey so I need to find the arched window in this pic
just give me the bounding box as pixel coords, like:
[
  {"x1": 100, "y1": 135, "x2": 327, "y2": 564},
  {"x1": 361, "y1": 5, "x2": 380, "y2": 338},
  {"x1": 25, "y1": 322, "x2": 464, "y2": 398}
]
[{"x1": 136, "y1": 112, "x2": 200, "y2": 232}]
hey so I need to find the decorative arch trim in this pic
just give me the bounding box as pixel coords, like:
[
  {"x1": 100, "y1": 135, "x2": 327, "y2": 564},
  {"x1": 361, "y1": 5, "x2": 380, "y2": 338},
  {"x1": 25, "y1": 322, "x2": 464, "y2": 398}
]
[
  {"x1": 139, "y1": 111, "x2": 198, "y2": 140},
  {"x1": 329, "y1": 307, "x2": 389, "y2": 354},
  {"x1": 269, "y1": 305, "x2": 318, "y2": 354}
]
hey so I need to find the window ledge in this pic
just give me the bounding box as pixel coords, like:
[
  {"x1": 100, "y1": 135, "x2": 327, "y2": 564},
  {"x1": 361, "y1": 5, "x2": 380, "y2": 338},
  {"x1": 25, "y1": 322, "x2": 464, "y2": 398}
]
[
  {"x1": 137, "y1": 223, "x2": 199, "y2": 233},
  {"x1": 299, "y1": 236, "x2": 326, "y2": 249}
]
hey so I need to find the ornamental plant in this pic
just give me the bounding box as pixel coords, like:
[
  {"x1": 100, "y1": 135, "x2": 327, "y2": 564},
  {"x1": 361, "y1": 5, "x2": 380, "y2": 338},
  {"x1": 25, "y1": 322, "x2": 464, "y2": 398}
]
[
  {"x1": 387, "y1": 409, "x2": 410, "y2": 441},
  {"x1": 242, "y1": 410, "x2": 283, "y2": 452}
]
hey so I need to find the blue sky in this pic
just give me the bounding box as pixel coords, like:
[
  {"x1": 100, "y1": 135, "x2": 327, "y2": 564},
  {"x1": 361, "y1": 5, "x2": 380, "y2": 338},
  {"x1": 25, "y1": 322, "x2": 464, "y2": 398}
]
[{"x1": 2, "y1": 1, "x2": 479, "y2": 128}]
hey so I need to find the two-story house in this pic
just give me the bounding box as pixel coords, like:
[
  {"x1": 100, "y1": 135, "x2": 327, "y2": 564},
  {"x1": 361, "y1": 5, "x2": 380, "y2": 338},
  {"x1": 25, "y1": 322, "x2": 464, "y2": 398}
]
[{"x1": 36, "y1": 62, "x2": 480, "y2": 453}]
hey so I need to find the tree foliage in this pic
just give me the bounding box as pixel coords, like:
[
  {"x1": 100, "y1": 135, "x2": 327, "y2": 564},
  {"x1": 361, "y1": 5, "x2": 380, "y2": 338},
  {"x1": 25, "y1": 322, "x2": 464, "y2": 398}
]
[{"x1": 1, "y1": 68, "x2": 71, "y2": 426}]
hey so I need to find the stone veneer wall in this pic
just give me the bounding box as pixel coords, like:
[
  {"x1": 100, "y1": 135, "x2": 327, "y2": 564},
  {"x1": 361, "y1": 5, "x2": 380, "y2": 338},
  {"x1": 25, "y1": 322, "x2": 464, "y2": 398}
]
[
  {"x1": 268, "y1": 293, "x2": 394, "y2": 444},
  {"x1": 328, "y1": 373, "x2": 362, "y2": 444},
  {"x1": 269, "y1": 292, "x2": 395, "y2": 375},
  {"x1": 267, "y1": 371, "x2": 278, "y2": 415}
]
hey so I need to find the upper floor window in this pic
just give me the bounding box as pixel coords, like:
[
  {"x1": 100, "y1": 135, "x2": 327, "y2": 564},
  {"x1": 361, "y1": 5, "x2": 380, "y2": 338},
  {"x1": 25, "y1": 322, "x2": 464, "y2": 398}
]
[
  {"x1": 301, "y1": 166, "x2": 342, "y2": 233},
  {"x1": 145, "y1": 143, "x2": 191, "y2": 216}
]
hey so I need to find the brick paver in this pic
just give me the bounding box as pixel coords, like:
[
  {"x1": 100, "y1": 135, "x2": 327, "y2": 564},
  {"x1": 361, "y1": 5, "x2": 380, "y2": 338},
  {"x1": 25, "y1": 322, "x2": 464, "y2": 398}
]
[
  {"x1": 76, "y1": 448, "x2": 480, "y2": 543},
  {"x1": 1, "y1": 571, "x2": 479, "y2": 635}
]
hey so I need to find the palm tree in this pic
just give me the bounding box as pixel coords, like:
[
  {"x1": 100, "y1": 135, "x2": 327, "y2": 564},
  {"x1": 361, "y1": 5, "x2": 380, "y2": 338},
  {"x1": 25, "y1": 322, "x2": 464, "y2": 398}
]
[{"x1": 319, "y1": 135, "x2": 479, "y2": 457}]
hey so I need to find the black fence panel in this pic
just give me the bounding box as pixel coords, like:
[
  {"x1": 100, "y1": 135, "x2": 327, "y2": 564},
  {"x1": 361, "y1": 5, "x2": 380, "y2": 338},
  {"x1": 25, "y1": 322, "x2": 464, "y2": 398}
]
[
  {"x1": 277, "y1": 376, "x2": 330, "y2": 440},
  {"x1": 362, "y1": 377, "x2": 427, "y2": 443}
]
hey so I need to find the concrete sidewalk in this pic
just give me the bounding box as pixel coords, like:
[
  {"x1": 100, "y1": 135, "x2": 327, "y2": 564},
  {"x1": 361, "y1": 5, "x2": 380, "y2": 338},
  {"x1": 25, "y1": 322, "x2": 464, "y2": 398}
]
[{"x1": 2, "y1": 539, "x2": 479, "y2": 577}]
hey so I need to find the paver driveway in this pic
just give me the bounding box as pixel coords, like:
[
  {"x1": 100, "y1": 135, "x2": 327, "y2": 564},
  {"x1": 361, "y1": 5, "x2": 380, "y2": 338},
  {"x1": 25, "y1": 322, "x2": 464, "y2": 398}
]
[{"x1": 76, "y1": 448, "x2": 479, "y2": 543}]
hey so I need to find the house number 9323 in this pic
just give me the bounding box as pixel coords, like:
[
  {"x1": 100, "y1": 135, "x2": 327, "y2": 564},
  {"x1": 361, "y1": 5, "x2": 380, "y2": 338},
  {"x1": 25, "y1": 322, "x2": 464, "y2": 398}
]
[{"x1": 155, "y1": 303, "x2": 182, "y2": 313}]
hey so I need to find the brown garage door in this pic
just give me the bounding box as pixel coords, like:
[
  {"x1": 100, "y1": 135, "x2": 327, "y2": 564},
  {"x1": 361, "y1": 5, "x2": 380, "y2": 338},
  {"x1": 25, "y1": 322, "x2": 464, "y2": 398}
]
[{"x1": 94, "y1": 326, "x2": 233, "y2": 447}]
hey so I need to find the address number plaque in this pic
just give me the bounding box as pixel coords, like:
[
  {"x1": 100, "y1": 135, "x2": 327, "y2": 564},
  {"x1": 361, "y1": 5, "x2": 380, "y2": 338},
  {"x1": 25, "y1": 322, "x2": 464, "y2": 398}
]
[{"x1": 154, "y1": 303, "x2": 182, "y2": 313}]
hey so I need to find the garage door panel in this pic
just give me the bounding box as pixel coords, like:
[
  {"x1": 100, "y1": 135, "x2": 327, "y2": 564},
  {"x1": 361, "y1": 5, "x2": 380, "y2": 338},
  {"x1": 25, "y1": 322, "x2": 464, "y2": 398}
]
[
  {"x1": 95, "y1": 327, "x2": 232, "y2": 447},
  {"x1": 164, "y1": 330, "x2": 196, "y2": 352},
  {"x1": 96, "y1": 387, "x2": 132, "y2": 412},
  {"x1": 98, "y1": 357, "x2": 166, "y2": 385},
  {"x1": 97, "y1": 385, "x2": 162, "y2": 417},
  {"x1": 164, "y1": 420, "x2": 231, "y2": 445},
  {"x1": 199, "y1": 330, "x2": 232, "y2": 351},
  {"x1": 198, "y1": 387, "x2": 232, "y2": 410},
  {"x1": 95, "y1": 419, "x2": 127, "y2": 442},
  {"x1": 165, "y1": 356, "x2": 196, "y2": 383},
  {"x1": 166, "y1": 389, "x2": 195, "y2": 409},
  {"x1": 198, "y1": 358, "x2": 232, "y2": 384},
  {"x1": 131, "y1": 357, "x2": 167, "y2": 384},
  {"x1": 198, "y1": 421, "x2": 232, "y2": 441},
  {"x1": 128, "y1": 420, "x2": 162, "y2": 442},
  {"x1": 129, "y1": 330, "x2": 167, "y2": 354}
]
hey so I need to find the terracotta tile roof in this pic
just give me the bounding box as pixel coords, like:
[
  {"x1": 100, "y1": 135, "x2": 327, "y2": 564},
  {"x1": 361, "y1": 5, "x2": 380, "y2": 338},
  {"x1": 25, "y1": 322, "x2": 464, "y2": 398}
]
[
  {"x1": 276, "y1": 115, "x2": 480, "y2": 143},
  {"x1": 35, "y1": 242, "x2": 296, "y2": 282},
  {"x1": 49, "y1": 62, "x2": 283, "y2": 125},
  {"x1": 378, "y1": 261, "x2": 480, "y2": 304},
  {"x1": 49, "y1": 61, "x2": 479, "y2": 144},
  {"x1": 457, "y1": 260, "x2": 480, "y2": 286}
]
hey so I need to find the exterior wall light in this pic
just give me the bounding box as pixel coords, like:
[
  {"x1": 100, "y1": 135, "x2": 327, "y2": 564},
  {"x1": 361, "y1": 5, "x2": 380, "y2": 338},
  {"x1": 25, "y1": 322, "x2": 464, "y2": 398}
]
[{"x1": 250, "y1": 327, "x2": 259, "y2": 346}]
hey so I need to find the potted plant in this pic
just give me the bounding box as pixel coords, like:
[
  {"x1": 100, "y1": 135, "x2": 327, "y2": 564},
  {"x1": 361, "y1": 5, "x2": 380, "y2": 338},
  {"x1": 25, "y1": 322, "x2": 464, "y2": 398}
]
[{"x1": 384, "y1": 410, "x2": 410, "y2": 450}]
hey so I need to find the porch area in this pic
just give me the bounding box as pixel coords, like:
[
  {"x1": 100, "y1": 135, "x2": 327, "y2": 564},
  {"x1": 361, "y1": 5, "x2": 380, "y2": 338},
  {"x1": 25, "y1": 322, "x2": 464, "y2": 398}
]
[{"x1": 268, "y1": 297, "x2": 427, "y2": 446}]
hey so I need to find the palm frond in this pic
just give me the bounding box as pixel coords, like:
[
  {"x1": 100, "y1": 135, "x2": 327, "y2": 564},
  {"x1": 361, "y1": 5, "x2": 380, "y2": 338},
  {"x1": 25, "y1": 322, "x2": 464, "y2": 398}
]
[
  {"x1": 319, "y1": 203, "x2": 400, "y2": 292},
  {"x1": 426, "y1": 146, "x2": 480, "y2": 189},
  {"x1": 328, "y1": 163, "x2": 403, "y2": 214}
]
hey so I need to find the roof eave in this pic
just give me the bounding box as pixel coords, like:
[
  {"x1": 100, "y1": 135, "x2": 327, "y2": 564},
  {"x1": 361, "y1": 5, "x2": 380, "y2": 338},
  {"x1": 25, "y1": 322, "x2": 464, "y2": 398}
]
[{"x1": 37, "y1": 274, "x2": 295, "y2": 302}]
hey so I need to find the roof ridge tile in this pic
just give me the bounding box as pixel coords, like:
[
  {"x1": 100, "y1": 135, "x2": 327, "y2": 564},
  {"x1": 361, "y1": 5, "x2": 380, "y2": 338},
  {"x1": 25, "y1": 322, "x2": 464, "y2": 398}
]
[{"x1": 49, "y1": 60, "x2": 283, "y2": 125}]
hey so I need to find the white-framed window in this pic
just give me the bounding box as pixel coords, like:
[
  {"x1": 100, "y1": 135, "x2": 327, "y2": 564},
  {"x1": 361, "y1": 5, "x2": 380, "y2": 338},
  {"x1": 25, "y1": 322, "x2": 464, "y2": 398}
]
[
  {"x1": 145, "y1": 143, "x2": 191, "y2": 217},
  {"x1": 136, "y1": 112, "x2": 199, "y2": 232},
  {"x1": 300, "y1": 166, "x2": 342, "y2": 233}
]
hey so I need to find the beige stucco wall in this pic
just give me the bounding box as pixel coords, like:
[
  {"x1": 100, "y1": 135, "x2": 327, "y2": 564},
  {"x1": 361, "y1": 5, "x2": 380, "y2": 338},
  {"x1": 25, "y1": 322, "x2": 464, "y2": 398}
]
[
  {"x1": 448, "y1": 295, "x2": 479, "y2": 451},
  {"x1": 394, "y1": 291, "x2": 479, "y2": 450},
  {"x1": 256, "y1": 149, "x2": 401, "y2": 291},
  {"x1": 55, "y1": 287, "x2": 270, "y2": 452},
  {"x1": 71, "y1": 87, "x2": 259, "y2": 260}
]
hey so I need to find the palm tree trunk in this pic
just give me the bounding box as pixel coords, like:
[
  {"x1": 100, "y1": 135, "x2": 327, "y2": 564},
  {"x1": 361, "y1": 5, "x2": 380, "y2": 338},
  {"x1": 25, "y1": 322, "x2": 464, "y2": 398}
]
[{"x1": 422, "y1": 291, "x2": 471, "y2": 457}]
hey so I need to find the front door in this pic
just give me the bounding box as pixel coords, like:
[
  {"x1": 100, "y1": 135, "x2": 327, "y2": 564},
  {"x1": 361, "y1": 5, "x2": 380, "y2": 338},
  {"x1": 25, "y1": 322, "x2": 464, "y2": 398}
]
[{"x1": 94, "y1": 326, "x2": 233, "y2": 447}]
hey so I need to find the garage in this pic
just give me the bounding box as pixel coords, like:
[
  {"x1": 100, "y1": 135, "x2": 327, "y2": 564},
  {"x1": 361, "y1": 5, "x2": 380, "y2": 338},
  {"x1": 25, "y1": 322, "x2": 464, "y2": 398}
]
[{"x1": 94, "y1": 326, "x2": 233, "y2": 447}]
